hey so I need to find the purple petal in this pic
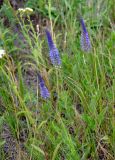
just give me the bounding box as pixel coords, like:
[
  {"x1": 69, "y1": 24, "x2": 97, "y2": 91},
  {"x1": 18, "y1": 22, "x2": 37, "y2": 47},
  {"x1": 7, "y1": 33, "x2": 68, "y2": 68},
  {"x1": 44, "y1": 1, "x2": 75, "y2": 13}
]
[
  {"x1": 45, "y1": 29, "x2": 61, "y2": 66},
  {"x1": 80, "y1": 18, "x2": 91, "y2": 52},
  {"x1": 38, "y1": 74, "x2": 50, "y2": 99},
  {"x1": 39, "y1": 83, "x2": 50, "y2": 99},
  {"x1": 49, "y1": 46, "x2": 61, "y2": 66},
  {"x1": 81, "y1": 31, "x2": 91, "y2": 52}
]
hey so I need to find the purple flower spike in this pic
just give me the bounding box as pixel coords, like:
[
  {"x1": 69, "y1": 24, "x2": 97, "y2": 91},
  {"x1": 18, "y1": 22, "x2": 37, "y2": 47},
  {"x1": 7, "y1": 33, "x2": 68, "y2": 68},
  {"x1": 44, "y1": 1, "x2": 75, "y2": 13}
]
[
  {"x1": 38, "y1": 73, "x2": 50, "y2": 99},
  {"x1": 45, "y1": 29, "x2": 61, "y2": 66},
  {"x1": 80, "y1": 18, "x2": 91, "y2": 52}
]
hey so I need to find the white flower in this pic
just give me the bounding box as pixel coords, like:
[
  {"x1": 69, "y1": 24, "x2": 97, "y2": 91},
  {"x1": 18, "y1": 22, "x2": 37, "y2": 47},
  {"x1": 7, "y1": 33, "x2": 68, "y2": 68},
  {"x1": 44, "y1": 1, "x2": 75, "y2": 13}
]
[
  {"x1": 25, "y1": 8, "x2": 33, "y2": 12},
  {"x1": 18, "y1": 8, "x2": 26, "y2": 13},
  {"x1": 18, "y1": 7, "x2": 33, "y2": 14},
  {"x1": 0, "y1": 49, "x2": 6, "y2": 59}
]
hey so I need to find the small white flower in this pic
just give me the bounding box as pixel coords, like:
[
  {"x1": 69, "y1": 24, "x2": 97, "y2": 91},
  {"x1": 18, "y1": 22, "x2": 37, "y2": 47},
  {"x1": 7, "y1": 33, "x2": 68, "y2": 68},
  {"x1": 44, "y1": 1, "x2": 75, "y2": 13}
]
[
  {"x1": 0, "y1": 49, "x2": 6, "y2": 59},
  {"x1": 25, "y1": 8, "x2": 33, "y2": 12},
  {"x1": 18, "y1": 8, "x2": 26, "y2": 13},
  {"x1": 18, "y1": 7, "x2": 33, "y2": 14}
]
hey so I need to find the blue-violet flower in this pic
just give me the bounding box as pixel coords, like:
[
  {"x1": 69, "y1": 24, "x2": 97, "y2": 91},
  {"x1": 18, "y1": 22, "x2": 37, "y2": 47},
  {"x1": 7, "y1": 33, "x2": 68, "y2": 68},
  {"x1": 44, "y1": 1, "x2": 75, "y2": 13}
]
[
  {"x1": 80, "y1": 18, "x2": 91, "y2": 52},
  {"x1": 45, "y1": 29, "x2": 61, "y2": 66},
  {"x1": 38, "y1": 73, "x2": 50, "y2": 99}
]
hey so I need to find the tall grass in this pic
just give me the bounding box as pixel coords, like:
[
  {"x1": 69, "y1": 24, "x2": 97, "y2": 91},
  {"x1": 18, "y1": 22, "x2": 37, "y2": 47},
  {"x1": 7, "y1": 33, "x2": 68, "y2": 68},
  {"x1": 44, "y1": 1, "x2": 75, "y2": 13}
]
[{"x1": 0, "y1": 0, "x2": 114, "y2": 159}]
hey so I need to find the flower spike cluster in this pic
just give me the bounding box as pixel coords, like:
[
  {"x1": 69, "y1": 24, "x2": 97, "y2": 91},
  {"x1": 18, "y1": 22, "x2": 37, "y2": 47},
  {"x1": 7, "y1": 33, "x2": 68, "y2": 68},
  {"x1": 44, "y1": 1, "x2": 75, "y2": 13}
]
[
  {"x1": 38, "y1": 17, "x2": 91, "y2": 99},
  {"x1": 45, "y1": 29, "x2": 61, "y2": 66},
  {"x1": 38, "y1": 73, "x2": 50, "y2": 99},
  {"x1": 79, "y1": 17, "x2": 91, "y2": 52}
]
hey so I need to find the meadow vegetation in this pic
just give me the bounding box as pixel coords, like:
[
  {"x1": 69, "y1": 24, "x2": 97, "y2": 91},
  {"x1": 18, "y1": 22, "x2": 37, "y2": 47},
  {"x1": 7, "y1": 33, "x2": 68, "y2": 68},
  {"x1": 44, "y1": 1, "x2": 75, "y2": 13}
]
[{"x1": 0, "y1": 0, "x2": 115, "y2": 159}]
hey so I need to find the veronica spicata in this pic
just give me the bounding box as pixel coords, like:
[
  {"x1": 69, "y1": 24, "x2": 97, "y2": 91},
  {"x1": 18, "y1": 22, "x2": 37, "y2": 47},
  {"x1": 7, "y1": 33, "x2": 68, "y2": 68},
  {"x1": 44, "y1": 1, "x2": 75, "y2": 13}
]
[
  {"x1": 38, "y1": 73, "x2": 50, "y2": 99},
  {"x1": 79, "y1": 17, "x2": 91, "y2": 52},
  {"x1": 45, "y1": 29, "x2": 61, "y2": 66}
]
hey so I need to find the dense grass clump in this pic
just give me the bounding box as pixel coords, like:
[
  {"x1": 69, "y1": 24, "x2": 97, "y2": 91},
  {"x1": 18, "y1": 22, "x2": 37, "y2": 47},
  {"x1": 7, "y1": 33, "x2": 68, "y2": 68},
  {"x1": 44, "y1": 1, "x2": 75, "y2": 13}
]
[{"x1": 0, "y1": 0, "x2": 114, "y2": 160}]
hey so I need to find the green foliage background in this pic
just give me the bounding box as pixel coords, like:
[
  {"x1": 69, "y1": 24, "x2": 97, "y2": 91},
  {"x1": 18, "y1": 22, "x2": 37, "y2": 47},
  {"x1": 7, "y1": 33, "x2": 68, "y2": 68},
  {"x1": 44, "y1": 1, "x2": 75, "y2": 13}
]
[{"x1": 0, "y1": 0, "x2": 114, "y2": 159}]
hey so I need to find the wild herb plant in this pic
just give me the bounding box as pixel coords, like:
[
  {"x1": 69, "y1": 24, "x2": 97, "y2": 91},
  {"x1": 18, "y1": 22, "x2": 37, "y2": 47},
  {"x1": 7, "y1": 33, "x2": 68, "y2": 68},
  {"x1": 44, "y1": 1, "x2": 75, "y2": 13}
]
[{"x1": 0, "y1": 0, "x2": 115, "y2": 160}]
